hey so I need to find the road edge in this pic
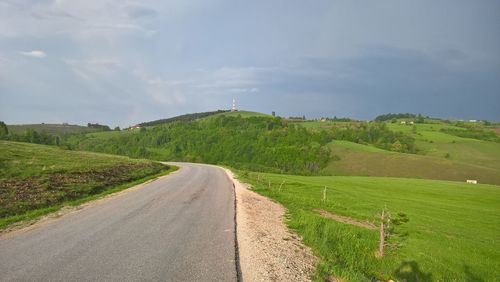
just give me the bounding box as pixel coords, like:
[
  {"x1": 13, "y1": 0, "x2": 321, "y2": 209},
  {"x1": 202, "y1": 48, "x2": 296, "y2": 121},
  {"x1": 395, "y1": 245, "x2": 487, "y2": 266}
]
[
  {"x1": 0, "y1": 165, "x2": 180, "y2": 238},
  {"x1": 222, "y1": 167, "x2": 319, "y2": 282}
]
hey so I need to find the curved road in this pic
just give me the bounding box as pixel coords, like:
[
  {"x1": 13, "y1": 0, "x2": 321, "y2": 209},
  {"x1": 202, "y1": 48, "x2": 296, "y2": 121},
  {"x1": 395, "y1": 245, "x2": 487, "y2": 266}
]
[{"x1": 0, "y1": 163, "x2": 238, "y2": 282}]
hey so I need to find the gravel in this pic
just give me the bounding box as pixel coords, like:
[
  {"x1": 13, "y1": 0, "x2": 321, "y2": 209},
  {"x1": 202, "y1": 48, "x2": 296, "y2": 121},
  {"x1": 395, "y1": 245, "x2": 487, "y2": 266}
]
[{"x1": 224, "y1": 169, "x2": 318, "y2": 282}]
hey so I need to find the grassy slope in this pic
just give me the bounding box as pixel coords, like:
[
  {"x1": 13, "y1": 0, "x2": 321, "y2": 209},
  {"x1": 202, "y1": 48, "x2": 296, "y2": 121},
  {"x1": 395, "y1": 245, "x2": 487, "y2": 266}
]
[
  {"x1": 7, "y1": 123, "x2": 101, "y2": 134},
  {"x1": 238, "y1": 171, "x2": 500, "y2": 281},
  {"x1": 326, "y1": 140, "x2": 500, "y2": 185},
  {"x1": 0, "y1": 140, "x2": 174, "y2": 228},
  {"x1": 387, "y1": 123, "x2": 500, "y2": 170},
  {"x1": 209, "y1": 110, "x2": 272, "y2": 118},
  {"x1": 293, "y1": 120, "x2": 500, "y2": 185}
]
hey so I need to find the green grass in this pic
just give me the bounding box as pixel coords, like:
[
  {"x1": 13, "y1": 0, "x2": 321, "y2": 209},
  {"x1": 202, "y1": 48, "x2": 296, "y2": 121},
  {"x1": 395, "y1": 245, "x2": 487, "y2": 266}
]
[
  {"x1": 296, "y1": 120, "x2": 354, "y2": 129},
  {"x1": 331, "y1": 140, "x2": 388, "y2": 153},
  {"x1": 209, "y1": 110, "x2": 272, "y2": 118},
  {"x1": 0, "y1": 141, "x2": 176, "y2": 228},
  {"x1": 237, "y1": 171, "x2": 500, "y2": 281},
  {"x1": 325, "y1": 140, "x2": 500, "y2": 185},
  {"x1": 298, "y1": 120, "x2": 500, "y2": 184},
  {"x1": 7, "y1": 123, "x2": 102, "y2": 134},
  {"x1": 387, "y1": 123, "x2": 500, "y2": 171}
]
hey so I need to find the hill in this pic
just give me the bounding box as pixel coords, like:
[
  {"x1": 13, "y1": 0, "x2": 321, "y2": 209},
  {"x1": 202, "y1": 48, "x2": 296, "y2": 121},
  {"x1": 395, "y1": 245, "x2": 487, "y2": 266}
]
[
  {"x1": 7, "y1": 123, "x2": 104, "y2": 135},
  {"x1": 238, "y1": 171, "x2": 500, "y2": 281},
  {"x1": 139, "y1": 110, "x2": 229, "y2": 127},
  {"x1": 208, "y1": 110, "x2": 272, "y2": 118},
  {"x1": 0, "y1": 140, "x2": 174, "y2": 228},
  {"x1": 64, "y1": 114, "x2": 331, "y2": 175},
  {"x1": 295, "y1": 119, "x2": 500, "y2": 185},
  {"x1": 324, "y1": 140, "x2": 500, "y2": 185}
]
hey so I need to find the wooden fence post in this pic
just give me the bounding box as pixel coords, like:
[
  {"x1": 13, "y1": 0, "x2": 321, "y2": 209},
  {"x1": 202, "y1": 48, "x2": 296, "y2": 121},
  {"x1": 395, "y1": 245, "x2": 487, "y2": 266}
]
[{"x1": 379, "y1": 209, "x2": 385, "y2": 257}]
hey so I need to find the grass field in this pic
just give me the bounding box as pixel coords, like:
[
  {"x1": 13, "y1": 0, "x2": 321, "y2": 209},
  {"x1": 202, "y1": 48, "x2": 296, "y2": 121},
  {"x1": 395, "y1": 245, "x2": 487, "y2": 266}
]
[
  {"x1": 209, "y1": 110, "x2": 272, "y2": 118},
  {"x1": 0, "y1": 140, "x2": 175, "y2": 228},
  {"x1": 295, "y1": 119, "x2": 500, "y2": 185},
  {"x1": 237, "y1": 171, "x2": 500, "y2": 281},
  {"x1": 7, "y1": 123, "x2": 102, "y2": 135},
  {"x1": 387, "y1": 123, "x2": 500, "y2": 171},
  {"x1": 325, "y1": 140, "x2": 500, "y2": 185}
]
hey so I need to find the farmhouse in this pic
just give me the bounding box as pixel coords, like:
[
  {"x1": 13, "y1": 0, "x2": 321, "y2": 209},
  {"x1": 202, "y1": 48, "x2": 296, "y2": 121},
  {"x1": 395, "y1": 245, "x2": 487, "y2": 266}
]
[{"x1": 466, "y1": 179, "x2": 478, "y2": 184}]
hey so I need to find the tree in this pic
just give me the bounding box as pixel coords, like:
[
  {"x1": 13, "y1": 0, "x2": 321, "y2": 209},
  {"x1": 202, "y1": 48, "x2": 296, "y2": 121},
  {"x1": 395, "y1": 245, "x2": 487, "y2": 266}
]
[
  {"x1": 114, "y1": 126, "x2": 121, "y2": 131},
  {"x1": 272, "y1": 111, "x2": 276, "y2": 117},
  {"x1": 391, "y1": 140, "x2": 403, "y2": 152},
  {"x1": 0, "y1": 121, "x2": 8, "y2": 137},
  {"x1": 416, "y1": 114, "x2": 425, "y2": 124},
  {"x1": 26, "y1": 129, "x2": 40, "y2": 144}
]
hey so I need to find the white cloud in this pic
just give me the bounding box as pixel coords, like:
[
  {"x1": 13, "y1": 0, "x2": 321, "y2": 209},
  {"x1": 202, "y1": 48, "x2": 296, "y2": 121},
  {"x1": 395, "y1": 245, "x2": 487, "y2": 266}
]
[{"x1": 18, "y1": 50, "x2": 47, "y2": 58}]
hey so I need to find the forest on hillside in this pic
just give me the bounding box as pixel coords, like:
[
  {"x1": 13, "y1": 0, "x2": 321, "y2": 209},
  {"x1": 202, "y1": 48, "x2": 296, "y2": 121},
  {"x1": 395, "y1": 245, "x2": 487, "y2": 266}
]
[
  {"x1": 0, "y1": 114, "x2": 426, "y2": 174},
  {"x1": 70, "y1": 116, "x2": 332, "y2": 174}
]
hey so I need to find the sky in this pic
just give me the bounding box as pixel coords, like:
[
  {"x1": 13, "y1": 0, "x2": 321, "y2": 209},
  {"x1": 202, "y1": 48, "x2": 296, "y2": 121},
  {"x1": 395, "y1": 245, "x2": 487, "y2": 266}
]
[{"x1": 0, "y1": 0, "x2": 499, "y2": 127}]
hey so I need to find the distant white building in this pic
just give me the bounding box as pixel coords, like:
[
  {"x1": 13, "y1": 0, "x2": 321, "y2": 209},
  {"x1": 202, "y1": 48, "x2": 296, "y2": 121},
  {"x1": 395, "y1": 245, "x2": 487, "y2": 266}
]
[
  {"x1": 469, "y1": 120, "x2": 477, "y2": 123},
  {"x1": 466, "y1": 180, "x2": 478, "y2": 184}
]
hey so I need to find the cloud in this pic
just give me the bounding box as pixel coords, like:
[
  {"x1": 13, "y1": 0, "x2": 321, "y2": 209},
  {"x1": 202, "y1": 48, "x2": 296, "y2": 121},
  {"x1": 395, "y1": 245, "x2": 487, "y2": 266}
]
[
  {"x1": 124, "y1": 5, "x2": 158, "y2": 19},
  {"x1": 90, "y1": 23, "x2": 156, "y2": 35},
  {"x1": 18, "y1": 50, "x2": 47, "y2": 58},
  {"x1": 1, "y1": 1, "x2": 500, "y2": 126}
]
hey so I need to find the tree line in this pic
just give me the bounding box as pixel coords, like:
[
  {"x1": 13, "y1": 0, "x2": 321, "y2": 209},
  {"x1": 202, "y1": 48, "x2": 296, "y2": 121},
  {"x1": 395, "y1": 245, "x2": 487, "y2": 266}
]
[{"x1": 317, "y1": 122, "x2": 418, "y2": 153}]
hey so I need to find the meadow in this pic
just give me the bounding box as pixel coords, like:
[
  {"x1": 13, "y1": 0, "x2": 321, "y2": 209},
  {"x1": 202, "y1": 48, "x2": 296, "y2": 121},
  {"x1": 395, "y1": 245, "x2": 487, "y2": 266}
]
[
  {"x1": 0, "y1": 140, "x2": 174, "y2": 228},
  {"x1": 295, "y1": 119, "x2": 500, "y2": 185},
  {"x1": 325, "y1": 140, "x2": 500, "y2": 185},
  {"x1": 237, "y1": 171, "x2": 500, "y2": 281}
]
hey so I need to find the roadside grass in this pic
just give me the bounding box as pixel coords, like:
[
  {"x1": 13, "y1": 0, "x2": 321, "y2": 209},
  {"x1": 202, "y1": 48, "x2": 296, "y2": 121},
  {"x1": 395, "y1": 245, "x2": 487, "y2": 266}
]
[
  {"x1": 0, "y1": 141, "x2": 176, "y2": 229},
  {"x1": 236, "y1": 171, "x2": 500, "y2": 281}
]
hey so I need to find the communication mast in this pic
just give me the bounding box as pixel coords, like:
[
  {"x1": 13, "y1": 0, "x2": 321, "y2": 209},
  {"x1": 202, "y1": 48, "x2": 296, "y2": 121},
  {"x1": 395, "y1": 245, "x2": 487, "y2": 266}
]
[{"x1": 231, "y1": 98, "x2": 237, "y2": 112}]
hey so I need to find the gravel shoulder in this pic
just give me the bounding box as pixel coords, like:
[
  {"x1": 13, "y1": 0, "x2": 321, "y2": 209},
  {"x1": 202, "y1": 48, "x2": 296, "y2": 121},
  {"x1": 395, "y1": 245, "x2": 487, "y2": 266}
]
[{"x1": 223, "y1": 168, "x2": 318, "y2": 282}]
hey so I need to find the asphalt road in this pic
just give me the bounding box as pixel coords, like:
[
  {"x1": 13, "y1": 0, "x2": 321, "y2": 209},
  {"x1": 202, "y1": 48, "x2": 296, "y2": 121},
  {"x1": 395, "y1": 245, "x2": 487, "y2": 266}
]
[{"x1": 0, "y1": 163, "x2": 238, "y2": 282}]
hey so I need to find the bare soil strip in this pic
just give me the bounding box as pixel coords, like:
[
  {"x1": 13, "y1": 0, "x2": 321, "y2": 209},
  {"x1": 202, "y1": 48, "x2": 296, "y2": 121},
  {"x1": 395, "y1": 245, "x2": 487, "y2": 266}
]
[
  {"x1": 0, "y1": 169, "x2": 181, "y2": 238},
  {"x1": 314, "y1": 209, "x2": 377, "y2": 230},
  {"x1": 223, "y1": 168, "x2": 318, "y2": 282}
]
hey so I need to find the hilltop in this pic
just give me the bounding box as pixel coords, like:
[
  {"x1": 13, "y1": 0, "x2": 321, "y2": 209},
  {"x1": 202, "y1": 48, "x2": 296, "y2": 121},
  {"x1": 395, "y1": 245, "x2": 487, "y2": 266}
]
[{"x1": 138, "y1": 110, "x2": 229, "y2": 127}]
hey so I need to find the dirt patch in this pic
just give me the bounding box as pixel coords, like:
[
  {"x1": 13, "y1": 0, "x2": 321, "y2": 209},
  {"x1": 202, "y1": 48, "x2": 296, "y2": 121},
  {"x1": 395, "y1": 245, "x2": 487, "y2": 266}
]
[
  {"x1": 0, "y1": 168, "x2": 180, "y2": 238},
  {"x1": 223, "y1": 168, "x2": 318, "y2": 282},
  {"x1": 314, "y1": 209, "x2": 376, "y2": 230},
  {"x1": 0, "y1": 163, "x2": 164, "y2": 218}
]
